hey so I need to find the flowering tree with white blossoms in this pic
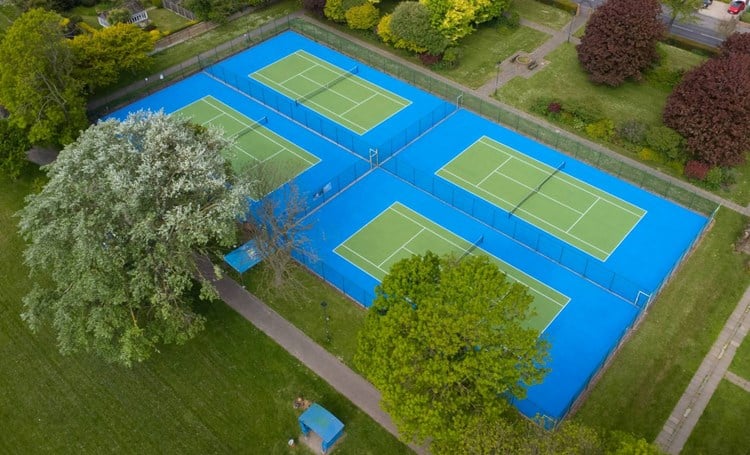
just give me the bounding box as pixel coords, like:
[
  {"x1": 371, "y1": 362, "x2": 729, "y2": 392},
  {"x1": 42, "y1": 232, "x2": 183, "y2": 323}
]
[{"x1": 17, "y1": 111, "x2": 254, "y2": 366}]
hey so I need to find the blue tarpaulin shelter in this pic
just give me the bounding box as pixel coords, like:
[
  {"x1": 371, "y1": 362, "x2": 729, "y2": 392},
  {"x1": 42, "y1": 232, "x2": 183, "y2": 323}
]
[
  {"x1": 223, "y1": 240, "x2": 262, "y2": 273},
  {"x1": 298, "y1": 403, "x2": 344, "y2": 453}
]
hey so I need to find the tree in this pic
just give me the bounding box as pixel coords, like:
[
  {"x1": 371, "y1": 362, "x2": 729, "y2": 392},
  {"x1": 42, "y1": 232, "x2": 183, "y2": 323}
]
[
  {"x1": 389, "y1": 1, "x2": 449, "y2": 55},
  {"x1": 239, "y1": 162, "x2": 315, "y2": 289},
  {"x1": 720, "y1": 32, "x2": 750, "y2": 56},
  {"x1": 421, "y1": 0, "x2": 511, "y2": 43},
  {"x1": 17, "y1": 111, "x2": 253, "y2": 366},
  {"x1": 663, "y1": 54, "x2": 750, "y2": 166},
  {"x1": 354, "y1": 252, "x2": 548, "y2": 452},
  {"x1": 0, "y1": 119, "x2": 31, "y2": 180},
  {"x1": 345, "y1": 2, "x2": 380, "y2": 30},
  {"x1": 0, "y1": 9, "x2": 88, "y2": 145},
  {"x1": 577, "y1": 0, "x2": 665, "y2": 86},
  {"x1": 662, "y1": 0, "x2": 702, "y2": 29},
  {"x1": 71, "y1": 23, "x2": 156, "y2": 91},
  {"x1": 301, "y1": 0, "x2": 326, "y2": 15}
]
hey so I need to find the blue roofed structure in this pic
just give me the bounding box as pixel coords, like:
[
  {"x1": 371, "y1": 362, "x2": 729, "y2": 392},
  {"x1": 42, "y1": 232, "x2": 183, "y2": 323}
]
[
  {"x1": 298, "y1": 403, "x2": 344, "y2": 453},
  {"x1": 223, "y1": 240, "x2": 262, "y2": 273}
]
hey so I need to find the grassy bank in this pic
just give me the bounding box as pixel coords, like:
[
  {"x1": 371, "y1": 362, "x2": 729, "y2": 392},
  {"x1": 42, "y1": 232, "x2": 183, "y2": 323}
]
[
  {"x1": 575, "y1": 208, "x2": 750, "y2": 439},
  {"x1": 0, "y1": 172, "x2": 409, "y2": 454},
  {"x1": 682, "y1": 380, "x2": 750, "y2": 454}
]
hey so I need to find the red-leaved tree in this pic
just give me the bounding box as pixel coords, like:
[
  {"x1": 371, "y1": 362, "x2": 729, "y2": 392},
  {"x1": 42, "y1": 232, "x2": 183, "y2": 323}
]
[
  {"x1": 576, "y1": 0, "x2": 665, "y2": 86},
  {"x1": 663, "y1": 54, "x2": 750, "y2": 166},
  {"x1": 721, "y1": 32, "x2": 750, "y2": 57}
]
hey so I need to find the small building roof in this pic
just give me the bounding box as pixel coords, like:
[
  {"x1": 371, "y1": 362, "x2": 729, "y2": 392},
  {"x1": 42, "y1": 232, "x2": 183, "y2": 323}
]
[{"x1": 298, "y1": 404, "x2": 344, "y2": 453}]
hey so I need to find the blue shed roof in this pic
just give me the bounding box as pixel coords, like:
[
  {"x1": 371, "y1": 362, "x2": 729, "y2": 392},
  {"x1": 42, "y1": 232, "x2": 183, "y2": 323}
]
[{"x1": 298, "y1": 403, "x2": 344, "y2": 451}]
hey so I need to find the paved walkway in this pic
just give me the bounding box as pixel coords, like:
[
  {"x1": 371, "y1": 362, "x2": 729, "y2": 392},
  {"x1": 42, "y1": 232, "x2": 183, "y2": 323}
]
[
  {"x1": 725, "y1": 371, "x2": 750, "y2": 393},
  {"x1": 478, "y1": 7, "x2": 591, "y2": 95},
  {"x1": 655, "y1": 284, "x2": 750, "y2": 454},
  {"x1": 195, "y1": 257, "x2": 425, "y2": 454}
]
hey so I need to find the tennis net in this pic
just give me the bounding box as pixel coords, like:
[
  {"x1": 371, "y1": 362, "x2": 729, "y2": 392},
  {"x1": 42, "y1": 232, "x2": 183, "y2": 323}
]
[
  {"x1": 295, "y1": 66, "x2": 359, "y2": 105},
  {"x1": 231, "y1": 116, "x2": 268, "y2": 140},
  {"x1": 509, "y1": 161, "x2": 566, "y2": 217}
]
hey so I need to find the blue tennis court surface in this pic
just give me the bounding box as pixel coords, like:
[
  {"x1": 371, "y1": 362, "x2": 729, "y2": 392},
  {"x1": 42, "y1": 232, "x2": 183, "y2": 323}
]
[{"x1": 106, "y1": 30, "x2": 711, "y2": 424}]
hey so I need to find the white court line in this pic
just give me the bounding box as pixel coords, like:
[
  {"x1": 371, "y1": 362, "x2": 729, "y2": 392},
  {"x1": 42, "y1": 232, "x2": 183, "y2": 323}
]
[
  {"x1": 477, "y1": 155, "x2": 513, "y2": 186},
  {"x1": 294, "y1": 51, "x2": 410, "y2": 106},
  {"x1": 480, "y1": 136, "x2": 645, "y2": 217},
  {"x1": 566, "y1": 197, "x2": 600, "y2": 234},
  {"x1": 438, "y1": 167, "x2": 610, "y2": 257},
  {"x1": 377, "y1": 228, "x2": 425, "y2": 268},
  {"x1": 389, "y1": 203, "x2": 569, "y2": 308},
  {"x1": 202, "y1": 97, "x2": 320, "y2": 168}
]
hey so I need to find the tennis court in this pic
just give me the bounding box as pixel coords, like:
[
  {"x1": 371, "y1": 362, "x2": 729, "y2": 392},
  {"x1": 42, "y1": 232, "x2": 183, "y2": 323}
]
[
  {"x1": 175, "y1": 95, "x2": 320, "y2": 193},
  {"x1": 249, "y1": 50, "x2": 411, "y2": 134},
  {"x1": 436, "y1": 136, "x2": 646, "y2": 261},
  {"x1": 334, "y1": 202, "x2": 569, "y2": 333}
]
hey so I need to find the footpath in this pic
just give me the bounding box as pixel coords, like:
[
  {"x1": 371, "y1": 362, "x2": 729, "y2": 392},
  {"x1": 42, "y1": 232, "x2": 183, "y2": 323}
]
[
  {"x1": 196, "y1": 257, "x2": 426, "y2": 454},
  {"x1": 89, "y1": 8, "x2": 750, "y2": 453}
]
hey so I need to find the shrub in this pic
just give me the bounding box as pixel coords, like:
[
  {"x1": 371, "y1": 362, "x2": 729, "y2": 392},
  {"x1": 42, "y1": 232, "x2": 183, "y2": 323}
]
[
  {"x1": 497, "y1": 10, "x2": 520, "y2": 29},
  {"x1": 684, "y1": 160, "x2": 709, "y2": 180},
  {"x1": 107, "y1": 8, "x2": 131, "y2": 25},
  {"x1": 418, "y1": 53, "x2": 442, "y2": 66},
  {"x1": 324, "y1": 0, "x2": 347, "y2": 23},
  {"x1": 151, "y1": 0, "x2": 163, "y2": 7},
  {"x1": 721, "y1": 167, "x2": 740, "y2": 186},
  {"x1": 565, "y1": 100, "x2": 599, "y2": 124},
  {"x1": 645, "y1": 125, "x2": 684, "y2": 161},
  {"x1": 302, "y1": 0, "x2": 326, "y2": 14},
  {"x1": 439, "y1": 47, "x2": 462, "y2": 68},
  {"x1": 617, "y1": 119, "x2": 648, "y2": 145},
  {"x1": 346, "y1": 2, "x2": 380, "y2": 30},
  {"x1": 705, "y1": 166, "x2": 723, "y2": 189},
  {"x1": 637, "y1": 147, "x2": 664, "y2": 164},
  {"x1": 547, "y1": 102, "x2": 562, "y2": 114},
  {"x1": 389, "y1": 2, "x2": 447, "y2": 54},
  {"x1": 585, "y1": 119, "x2": 615, "y2": 141},
  {"x1": 0, "y1": 119, "x2": 30, "y2": 180}
]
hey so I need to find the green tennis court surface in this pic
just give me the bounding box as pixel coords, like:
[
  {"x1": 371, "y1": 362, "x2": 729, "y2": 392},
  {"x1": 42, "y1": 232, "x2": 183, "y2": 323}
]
[
  {"x1": 334, "y1": 202, "x2": 569, "y2": 332},
  {"x1": 175, "y1": 96, "x2": 319, "y2": 195},
  {"x1": 250, "y1": 50, "x2": 411, "y2": 135},
  {"x1": 437, "y1": 136, "x2": 646, "y2": 261}
]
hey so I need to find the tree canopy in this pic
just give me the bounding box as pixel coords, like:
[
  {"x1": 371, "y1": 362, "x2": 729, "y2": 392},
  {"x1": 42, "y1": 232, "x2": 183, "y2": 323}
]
[
  {"x1": 17, "y1": 111, "x2": 253, "y2": 366},
  {"x1": 662, "y1": 0, "x2": 703, "y2": 28},
  {"x1": 0, "y1": 8, "x2": 88, "y2": 145},
  {"x1": 355, "y1": 252, "x2": 548, "y2": 452},
  {"x1": 577, "y1": 0, "x2": 665, "y2": 86},
  {"x1": 71, "y1": 23, "x2": 157, "y2": 91},
  {"x1": 663, "y1": 52, "x2": 750, "y2": 166},
  {"x1": 421, "y1": 0, "x2": 510, "y2": 43},
  {"x1": 389, "y1": 1, "x2": 449, "y2": 54}
]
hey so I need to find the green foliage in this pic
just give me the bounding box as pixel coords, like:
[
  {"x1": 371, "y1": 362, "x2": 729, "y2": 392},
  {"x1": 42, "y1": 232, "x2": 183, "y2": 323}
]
[
  {"x1": 355, "y1": 252, "x2": 548, "y2": 452},
  {"x1": 0, "y1": 119, "x2": 30, "y2": 180},
  {"x1": 107, "y1": 8, "x2": 131, "y2": 24},
  {"x1": 585, "y1": 118, "x2": 615, "y2": 141},
  {"x1": 645, "y1": 65, "x2": 684, "y2": 88},
  {"x1": 637, "y1": 147, "x2": 665, "y2": 164},
  {"x1": 645, "y1": 125, "x2": 685, "y2": 162},
  {"x1": 617, "y1": 119, "x2": 648, "y2": 145},
  {"x1": 497, "y1": 9, "x2": 520, "y2": 29},
  {"x1": 17, "y1": 112, "x2": 254, "y2": 366},
  {"x1": 324, "y1": 0, "x2": 347, "y2": 22},
  {"x1": 184, "y1": 0, "x2": 247, "y2": 22},
  {"x1": 389, "y1": 1, "x2": 448, "y2": 54},
  {"x1": 71, "y1": 23, "x2": 156, "y2": 91},
  {"x1": 662, "y1": 0, "x2": 703, "y2": 28},
  {"x1": 421, "y1": 0, "x2": 511, "y2": 42},
  {"x1": 0, "y1": 8, "x2": 88, "y2": 146},
  {"x1": 436, "y1": 46, "x2": 462, "y2": 69},
  {"x1": 345, "y1": 2, "x2": 379, "y2": 30},
  {"x1": 704, "y1": 166, "x2": 723, "y2": 190}
]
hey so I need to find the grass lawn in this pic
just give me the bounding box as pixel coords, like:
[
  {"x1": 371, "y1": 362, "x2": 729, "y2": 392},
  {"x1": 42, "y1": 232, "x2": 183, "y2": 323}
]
[
  {"x1": 434, "y1": 24, "x2": 549, "y2": 89},
  {"x1": 0, "y1": 171, "x2": 410, "y2": 454},
  {"x1": 730, "y1": 335, "x2": 750, "y2": 380},
  {"x1": 575, "y1": 208, "x2": 750, "y2": 440},
  {"x1": 681, "y1": 380, "x2": 750, "y2": 454},
  {"x1": 147, "y1": 7, "x2": 194, "y2": 34},
  {"x1": 514, "y1": 0, "x2": 573, "y2": 30},
  {"x1": 241, "y1": 263, "x2": 366, "y2": 368},
  {"x1": 497, "y1": 42, "x2": 704, "y2": 129}
]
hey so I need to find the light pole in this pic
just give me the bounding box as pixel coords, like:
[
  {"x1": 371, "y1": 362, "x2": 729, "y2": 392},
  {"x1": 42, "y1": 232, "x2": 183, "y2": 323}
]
[{"x1": 320, "y1": 301, "x2": 331, "y2": 344}]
